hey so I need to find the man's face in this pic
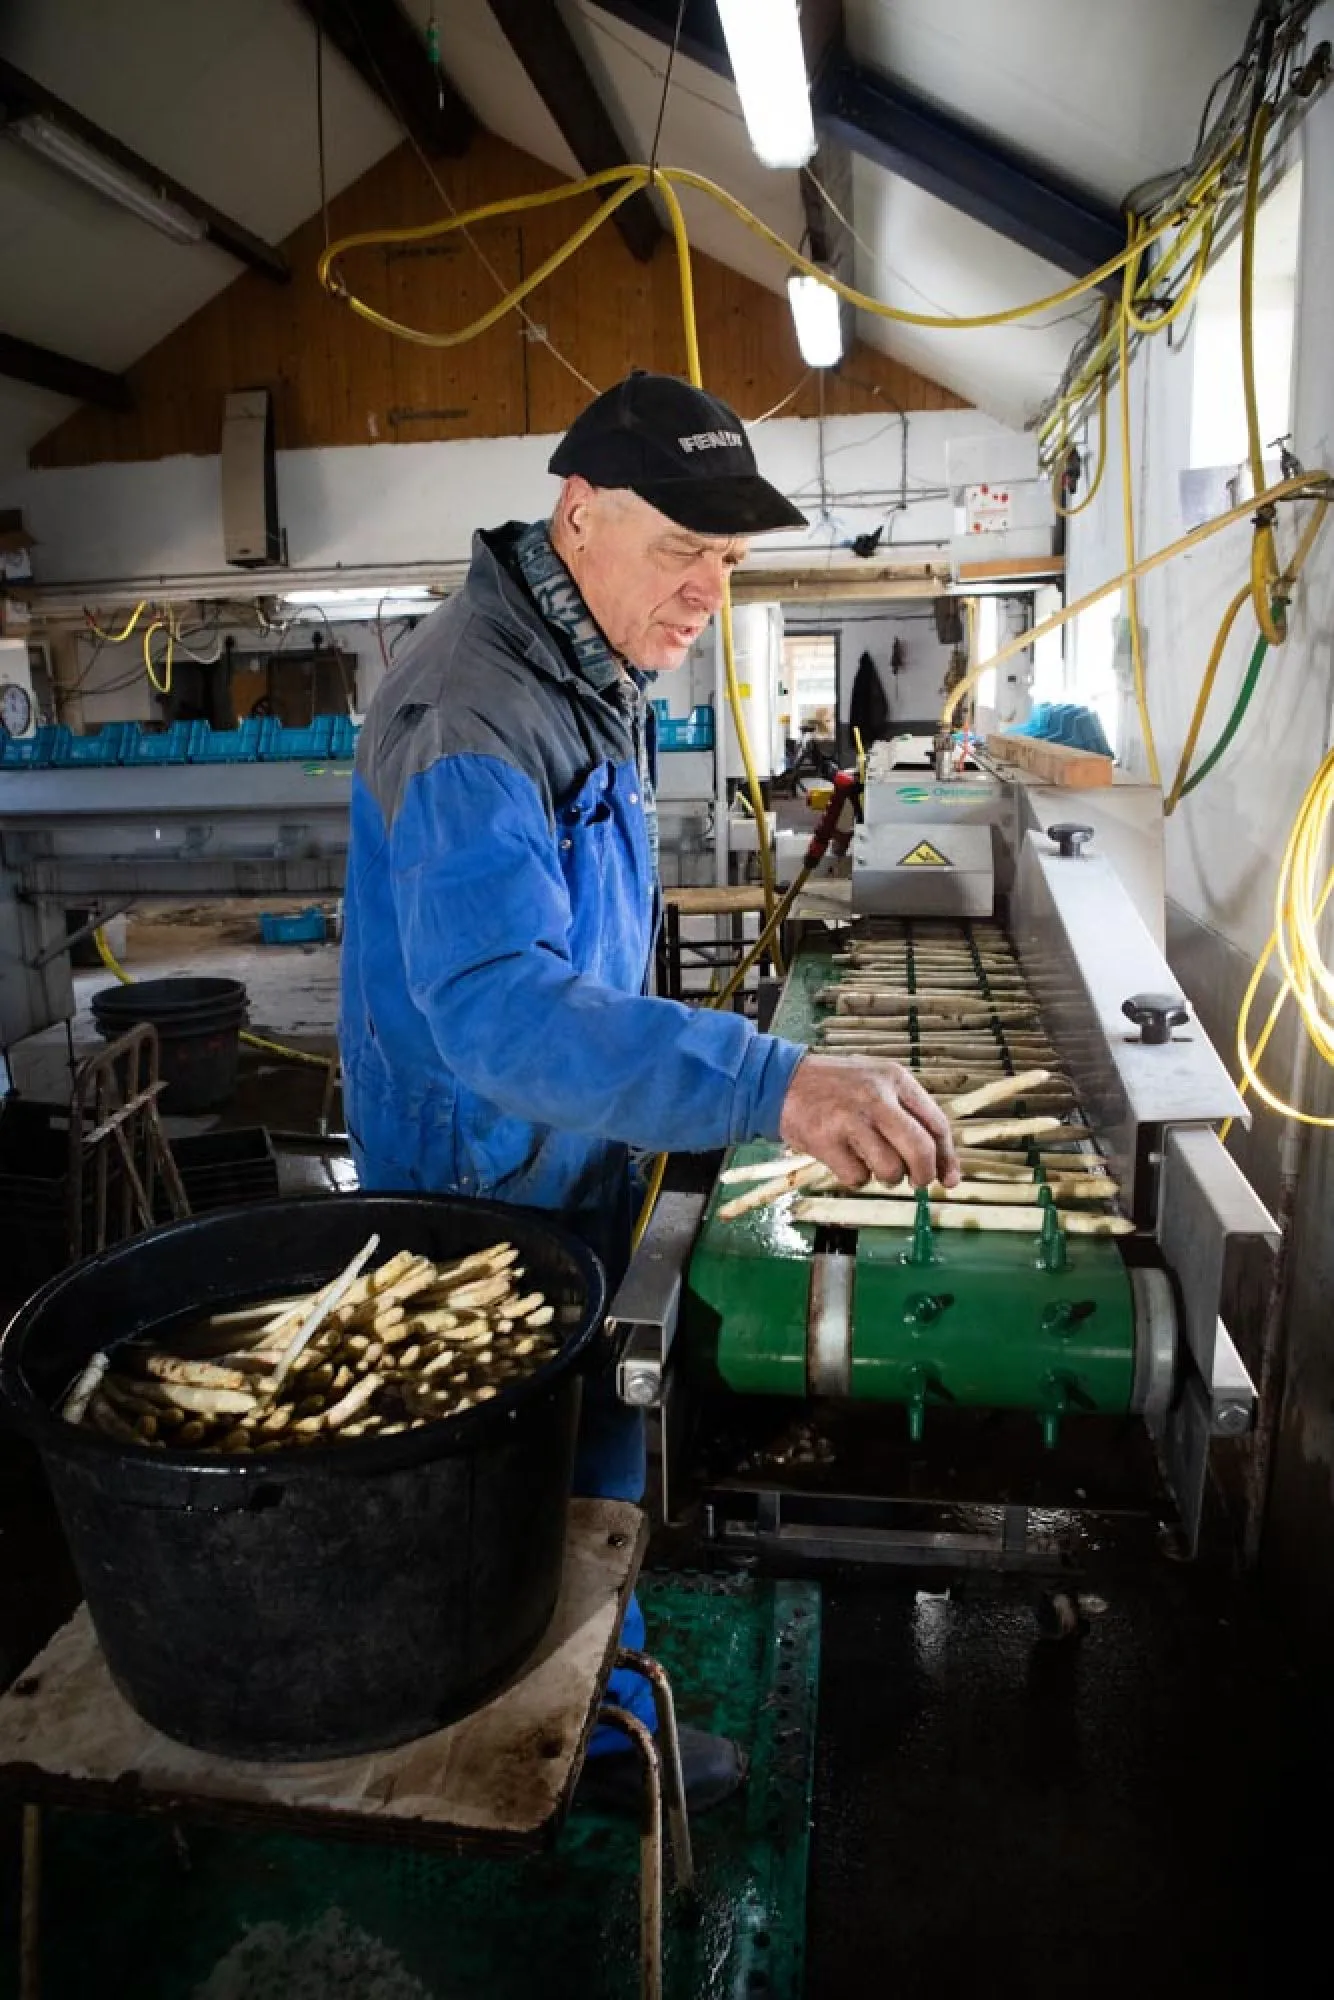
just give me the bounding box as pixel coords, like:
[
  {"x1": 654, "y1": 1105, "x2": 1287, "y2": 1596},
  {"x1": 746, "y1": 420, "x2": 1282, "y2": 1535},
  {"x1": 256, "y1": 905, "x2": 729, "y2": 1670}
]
[{"x1": 555, "y1": 481, "x2": 749, "y2": 671}]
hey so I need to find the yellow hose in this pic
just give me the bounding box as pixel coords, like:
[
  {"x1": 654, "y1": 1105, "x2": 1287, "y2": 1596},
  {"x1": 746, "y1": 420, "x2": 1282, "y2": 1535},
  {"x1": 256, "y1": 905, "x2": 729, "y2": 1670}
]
[
  {"x1": 93, "y1": 926, "x2": 335, "y2": 1071},
  {"x1": 1117, "y1": 222, "x2": 1160, "y2": 787},
  {"x1": 1052, "y1": 355, "x2": 1109, "y2": 521},
  {"x1": 1163, "y1": 583, "x2": 1252, "y2": 815},
  {"x1": 318, "y1": 160, "x2": 1218, "y2": 344},
  {"x1": 1239, "y1": 103, "x2": 1288, "y2": 648}
]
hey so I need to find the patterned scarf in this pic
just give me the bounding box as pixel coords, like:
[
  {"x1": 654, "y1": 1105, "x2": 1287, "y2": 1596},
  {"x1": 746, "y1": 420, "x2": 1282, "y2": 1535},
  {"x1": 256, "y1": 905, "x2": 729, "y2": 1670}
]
[{"x1": 513, "y1": 521, "x2": 658, "y2": 866}]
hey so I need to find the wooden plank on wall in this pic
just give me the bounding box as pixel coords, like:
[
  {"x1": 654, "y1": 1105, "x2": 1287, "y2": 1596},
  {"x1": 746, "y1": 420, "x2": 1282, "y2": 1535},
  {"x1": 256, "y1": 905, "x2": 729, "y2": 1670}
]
[{"x1": 30, "y1": 131, "x2": 966, "y2": 471}]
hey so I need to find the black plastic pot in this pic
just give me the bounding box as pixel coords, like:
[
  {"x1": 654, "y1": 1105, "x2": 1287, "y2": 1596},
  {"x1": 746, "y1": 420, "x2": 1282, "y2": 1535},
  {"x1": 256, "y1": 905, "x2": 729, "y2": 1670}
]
[
  {"x1": 90, "y1": 977, "x2": 248, "y2": 1112},
  {"x1": 0, "y1": 1195, "x2": 607, "y2": 1760}
]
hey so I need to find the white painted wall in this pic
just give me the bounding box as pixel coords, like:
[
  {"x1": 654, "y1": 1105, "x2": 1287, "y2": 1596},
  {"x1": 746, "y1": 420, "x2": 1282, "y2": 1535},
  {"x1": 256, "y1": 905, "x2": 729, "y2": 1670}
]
[
  {"x1": 782, "y1": 602, "x2": 956, "y2": 729},
  {"x1": 1064, "y1": 75, "x2": 1334, "y2": 969},
  {"x1": 1, "y1": 407, "x2": 1013, "y2": 600}
]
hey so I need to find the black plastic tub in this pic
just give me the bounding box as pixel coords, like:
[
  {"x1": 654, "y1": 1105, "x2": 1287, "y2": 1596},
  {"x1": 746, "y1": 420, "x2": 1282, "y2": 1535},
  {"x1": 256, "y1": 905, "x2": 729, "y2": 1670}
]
[
  {"x1": 0, "y1": 1194, "x2": 607, "y2": 1760},
  {"x1": 90, "y1": 977, "x2": 248, "y2": 1112}
]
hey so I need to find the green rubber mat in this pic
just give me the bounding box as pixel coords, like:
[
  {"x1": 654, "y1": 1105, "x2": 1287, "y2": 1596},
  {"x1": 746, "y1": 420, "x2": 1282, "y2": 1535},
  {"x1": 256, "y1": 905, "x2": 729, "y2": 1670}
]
[{"x1": 2, "y1": 1573, "x2": 819, "y2": 2000}]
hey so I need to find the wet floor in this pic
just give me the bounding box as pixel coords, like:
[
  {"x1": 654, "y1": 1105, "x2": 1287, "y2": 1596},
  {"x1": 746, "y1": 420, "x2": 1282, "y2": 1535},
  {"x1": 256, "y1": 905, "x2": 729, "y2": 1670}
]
[{"x1": 807, "y1": 1557, "x2": 1332, "y2": 1998}]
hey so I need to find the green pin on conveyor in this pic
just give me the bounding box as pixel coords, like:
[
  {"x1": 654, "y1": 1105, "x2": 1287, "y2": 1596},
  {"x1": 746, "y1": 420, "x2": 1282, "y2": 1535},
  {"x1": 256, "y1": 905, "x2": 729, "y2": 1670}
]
[
  {"x1": 904, "y1": 1361, "x2": 952, "y2": 1442},
  {"x1": 1037, "y1": 1185, "x2": 1068, "y2": 1273},
  {"x1": 903, "y1": 1186, "x2": 936, "y2": 1267}
]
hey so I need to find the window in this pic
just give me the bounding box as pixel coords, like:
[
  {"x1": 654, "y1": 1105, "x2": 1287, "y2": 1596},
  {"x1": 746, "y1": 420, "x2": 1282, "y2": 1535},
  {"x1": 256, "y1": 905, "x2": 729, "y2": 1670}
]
[
  {"x1": 781, "y1": 632, "x2": 838, "y2": 739},
  {"x1": 1187, "y1": 161, "x2": 1302, "y2": 479}
]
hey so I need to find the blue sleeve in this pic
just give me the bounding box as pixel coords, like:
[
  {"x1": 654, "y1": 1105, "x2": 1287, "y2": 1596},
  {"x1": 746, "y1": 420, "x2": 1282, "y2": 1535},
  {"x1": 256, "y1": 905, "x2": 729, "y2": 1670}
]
[{"x1": 389, "y1": 752, "x2": 805, "y2": 1151}]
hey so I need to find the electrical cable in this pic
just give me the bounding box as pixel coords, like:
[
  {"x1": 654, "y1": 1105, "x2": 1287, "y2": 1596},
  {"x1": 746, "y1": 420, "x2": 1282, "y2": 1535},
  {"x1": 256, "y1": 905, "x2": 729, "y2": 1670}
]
[
  {"x1": 648, "y1": 0, "x2": 686, "y2": 175},
  {"x1": 1117, "y1": 221, "x2": 1160, "y2": 786}
]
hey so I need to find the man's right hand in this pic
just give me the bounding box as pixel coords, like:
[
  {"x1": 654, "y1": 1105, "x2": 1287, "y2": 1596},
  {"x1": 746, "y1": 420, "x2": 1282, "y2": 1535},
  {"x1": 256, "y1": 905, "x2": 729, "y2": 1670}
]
[{"x1": 779, "y1": 1053, "x2": 960, "y2": 1191}]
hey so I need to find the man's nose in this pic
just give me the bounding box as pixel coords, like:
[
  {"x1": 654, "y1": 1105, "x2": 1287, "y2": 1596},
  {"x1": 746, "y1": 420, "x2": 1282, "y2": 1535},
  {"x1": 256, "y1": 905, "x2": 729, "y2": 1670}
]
[{"x1": 681, "y1": 555, "x2": 729, "y2": 613}]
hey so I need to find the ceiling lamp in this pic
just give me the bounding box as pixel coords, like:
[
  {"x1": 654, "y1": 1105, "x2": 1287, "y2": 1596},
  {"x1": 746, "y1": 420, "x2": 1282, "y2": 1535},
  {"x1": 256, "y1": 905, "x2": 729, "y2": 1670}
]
[
  {"x1": 8, "y1": 115, "x2": 206, "y2": 245},
  {"x1": 716, "y1": 0, "x2": 817, "y2": 169},
  {"x1": 787, "y1": 271, "x2": 843, "y2": 368}
]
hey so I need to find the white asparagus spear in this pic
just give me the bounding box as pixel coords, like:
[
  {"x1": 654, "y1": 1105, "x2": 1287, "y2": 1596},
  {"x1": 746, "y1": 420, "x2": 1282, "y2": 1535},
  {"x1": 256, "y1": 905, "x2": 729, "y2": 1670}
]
[
  {"x1": 62, "y1": 1351, "x2": 109, "y2": 1425},
  {"x1": 793, "y1": 1196, "x2": 1134, "y2": 1235},
  {"x1": 945, "y1": 1069, "x2": 1052, "y2": 1120},
  {"x1": 719, "y1": 1153, "x2": 819, "y2": 1186},
  {"x1": 125, "y1": 1353, "x2": 253, "y2": 1392},
  {"x1": 717, "y1": 1160, "x2": 830, "y2": 1220},
  {"x1": 267, "y1": 1233, "x2": 381, "y2": 1393},
  {"x1": 952, "y1": 1116, "x2": 1066, "y2": 1146},
  {"x1": 115, "y1": 1377, "x2": 258, "y2": 1416}
]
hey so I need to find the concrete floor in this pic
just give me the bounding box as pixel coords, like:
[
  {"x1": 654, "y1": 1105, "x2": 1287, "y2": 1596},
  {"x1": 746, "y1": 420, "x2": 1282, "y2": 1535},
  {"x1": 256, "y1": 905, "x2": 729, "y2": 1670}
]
[{"x1": 3, "y1": 909, "x2": 1331, "y2": 1994}]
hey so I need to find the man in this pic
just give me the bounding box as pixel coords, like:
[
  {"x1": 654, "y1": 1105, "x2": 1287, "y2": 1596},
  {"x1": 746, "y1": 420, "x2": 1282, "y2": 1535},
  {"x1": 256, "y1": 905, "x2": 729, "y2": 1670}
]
[{"x1": 340, "y1": 372, "x2": 957, "y2": 1808}]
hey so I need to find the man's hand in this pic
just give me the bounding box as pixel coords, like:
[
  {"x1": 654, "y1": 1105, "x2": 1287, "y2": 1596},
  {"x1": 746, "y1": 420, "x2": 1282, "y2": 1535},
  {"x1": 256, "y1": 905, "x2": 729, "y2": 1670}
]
[{"x1": 779, "y1": 1053, "x2": 960, "y2": 1191}]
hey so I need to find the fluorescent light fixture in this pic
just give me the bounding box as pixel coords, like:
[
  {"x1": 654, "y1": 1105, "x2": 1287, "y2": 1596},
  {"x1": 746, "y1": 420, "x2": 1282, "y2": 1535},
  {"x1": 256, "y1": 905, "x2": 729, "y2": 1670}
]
[
  {"x1": 9, "y1": 115, "x2": 207, "y2": 245},
  {"x1": 787, "y1": 271, "x2": 843, "y2": 368},
  {"x1": 716, "y1": 0, "x2": 816, "y2": 169},
  {"x1": 282, "y1": 587, "x2": 437, "y2": 623}
]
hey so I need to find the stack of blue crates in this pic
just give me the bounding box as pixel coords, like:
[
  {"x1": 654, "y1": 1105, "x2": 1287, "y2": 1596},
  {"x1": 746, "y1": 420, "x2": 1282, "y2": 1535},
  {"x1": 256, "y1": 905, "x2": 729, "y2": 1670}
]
[
  {"x1": 651, "y1": 700, "x2": 715, "y2": 751},
  {"x1": 0, "y1": 714, "x2": 361, "y2": 771},
  {"x1": 1005, "y1": 703, "x2": 1112, "y2": 757}
]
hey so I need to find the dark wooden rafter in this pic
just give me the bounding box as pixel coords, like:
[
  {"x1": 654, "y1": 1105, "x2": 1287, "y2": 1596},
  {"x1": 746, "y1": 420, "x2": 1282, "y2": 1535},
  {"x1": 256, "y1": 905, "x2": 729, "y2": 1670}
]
[
  {"x1": 0, "y1": 57, "x2": 289, "y2": 283},
  {"x1": 585, "y1": 0, "x2": 1125, "y2": 281},
  {"x1": 296, "y1": 0, "x2": 476, "y2": 158},
  {"x1": 486, "y1": 0, "x2": 661, "y2": 262},
  {"x1": 0, "y1": 331, "x2": 132, "y2": 411}
]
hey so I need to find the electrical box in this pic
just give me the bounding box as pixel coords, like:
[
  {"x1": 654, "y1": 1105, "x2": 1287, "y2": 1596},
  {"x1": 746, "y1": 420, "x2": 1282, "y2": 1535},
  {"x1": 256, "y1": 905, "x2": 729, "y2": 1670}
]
[{"x1": 221, "y1": 389, "x2": 283, "y2": 568}]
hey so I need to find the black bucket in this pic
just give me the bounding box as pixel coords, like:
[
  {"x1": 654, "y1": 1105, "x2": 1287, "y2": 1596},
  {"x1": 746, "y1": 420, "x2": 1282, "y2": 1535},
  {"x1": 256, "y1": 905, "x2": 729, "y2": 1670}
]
[
  {"x1": 90, "y1": 977, "x2": 248, "y2": 1112},
  {"x1": 0, "y1": 1194, "x2": 607, "y2": 1760}
]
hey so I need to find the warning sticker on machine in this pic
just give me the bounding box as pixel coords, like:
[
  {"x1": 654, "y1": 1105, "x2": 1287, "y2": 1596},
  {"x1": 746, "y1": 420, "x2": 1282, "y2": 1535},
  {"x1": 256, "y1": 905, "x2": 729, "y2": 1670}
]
[{"x1": 899, "y1": 840, "x2": 953, "y2": 867}]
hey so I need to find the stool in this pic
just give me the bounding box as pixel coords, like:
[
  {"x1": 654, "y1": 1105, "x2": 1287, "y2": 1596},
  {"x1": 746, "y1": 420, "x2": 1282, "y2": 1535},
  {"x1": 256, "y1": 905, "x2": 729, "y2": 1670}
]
[{"x1": 1, "y1": 1498, "x2": 691, "y2": 2000}]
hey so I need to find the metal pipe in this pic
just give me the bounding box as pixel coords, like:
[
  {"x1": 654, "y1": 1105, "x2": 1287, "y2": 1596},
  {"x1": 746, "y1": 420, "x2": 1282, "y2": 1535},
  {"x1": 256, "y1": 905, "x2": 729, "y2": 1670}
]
[
  {"x1": 20, "y1": 1803, "x2": 41, "y2": 2000},
  {"x1": 597, "y1": 1705, "x2": 664, "y2": 2000},
  {"x1": 616, "y1": 1649, "x2": 695, "y2": 1893}
]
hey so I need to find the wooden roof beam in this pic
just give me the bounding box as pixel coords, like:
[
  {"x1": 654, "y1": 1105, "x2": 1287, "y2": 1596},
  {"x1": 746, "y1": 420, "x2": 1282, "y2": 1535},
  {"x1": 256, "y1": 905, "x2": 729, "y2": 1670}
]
[
  {"x1": 486, "y1": 0, "x2": 662, "y2": 262},
  {"x1": 297, "y1": 0, "x2": 476, "y2": 159},
  {"x1": 0, "y1": 331, "x2": 133, "y2": 412}
]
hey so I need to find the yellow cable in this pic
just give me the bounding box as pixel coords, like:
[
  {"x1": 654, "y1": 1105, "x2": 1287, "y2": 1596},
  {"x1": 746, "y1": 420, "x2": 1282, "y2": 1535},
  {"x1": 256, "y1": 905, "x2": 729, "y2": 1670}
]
[
  {"x1": 318, "y1": 160, "x2": 1214, "y2": 345},
  {"x1": 84, "y1": 600, "x2": 148, "y2": 645},
  {"x1": 1163, "y1": 583, "x2": 1252, "y2": 814},
  {"x1": 940, "y1": 471, "x2": 1331, "y2": 731},
  {"x1": 1121, "y1": 205, "x2": 1216, "y2": 335},
  {"x1": 853, "y1": 727, "x2": 867, "y2": 790},
  {"x1": 1052, "y1": 356, "x2": 1109, "y2": 520},
  {"x1": 93, "y1": 927, "x2": 335, "y2": 1070},
  {"x1": 1117, "y1": 223, "x2": 1160, "y2": 786},
  {"x1": 1239, "y1": 102, "x2": 1287, "y2": 648}
]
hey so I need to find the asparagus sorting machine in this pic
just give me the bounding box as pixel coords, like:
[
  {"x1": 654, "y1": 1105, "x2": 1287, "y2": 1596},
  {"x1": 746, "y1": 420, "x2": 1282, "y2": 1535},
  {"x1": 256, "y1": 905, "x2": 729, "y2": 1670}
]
[{"x1": 611, "y1": 746, "x2": 1275, "y2": 1564}]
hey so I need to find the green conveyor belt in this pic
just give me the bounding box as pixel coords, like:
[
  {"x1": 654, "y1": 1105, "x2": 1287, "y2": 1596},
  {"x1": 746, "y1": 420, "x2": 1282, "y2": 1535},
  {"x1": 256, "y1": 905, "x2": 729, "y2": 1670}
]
[{"x1": 684, "y1": 928, "x2": 1139, "y2": 1442}]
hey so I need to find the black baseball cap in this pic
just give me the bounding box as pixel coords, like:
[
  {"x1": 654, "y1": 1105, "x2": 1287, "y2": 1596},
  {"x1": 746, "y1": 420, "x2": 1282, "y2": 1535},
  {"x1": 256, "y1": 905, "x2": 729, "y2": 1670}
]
[{"x1": 549, "y1": 371, "x2": 807, "y2": 535}]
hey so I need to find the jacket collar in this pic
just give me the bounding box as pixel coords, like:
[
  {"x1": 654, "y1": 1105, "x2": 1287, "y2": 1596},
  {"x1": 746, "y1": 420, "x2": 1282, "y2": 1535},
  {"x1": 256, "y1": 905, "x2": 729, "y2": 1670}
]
[{"x1": 469, "y1": 525, "x2": 583, "y2": 688}]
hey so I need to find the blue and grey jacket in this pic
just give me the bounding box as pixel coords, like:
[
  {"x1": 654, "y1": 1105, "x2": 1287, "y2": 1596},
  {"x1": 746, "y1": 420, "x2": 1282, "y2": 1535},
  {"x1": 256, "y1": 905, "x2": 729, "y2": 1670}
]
[{"x1": 339, "y1": 523, "x2": 805, "y2": 1230}]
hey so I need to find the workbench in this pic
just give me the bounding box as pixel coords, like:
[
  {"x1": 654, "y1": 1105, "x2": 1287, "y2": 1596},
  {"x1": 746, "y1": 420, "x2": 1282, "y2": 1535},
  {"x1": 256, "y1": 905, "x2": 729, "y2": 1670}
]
[
  {"x1": 0, "y1": 1498, "x2": 692, "y2": 2000},
  {"x1": 657, "y1": 885, "x2": 775, "y2": 1003}
]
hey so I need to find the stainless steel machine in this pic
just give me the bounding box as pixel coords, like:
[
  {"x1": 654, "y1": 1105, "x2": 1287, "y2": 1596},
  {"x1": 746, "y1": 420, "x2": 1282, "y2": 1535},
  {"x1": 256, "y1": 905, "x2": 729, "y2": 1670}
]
[{"x1": 609, "y1": 743, "x2": 1274, "y2": 1567}]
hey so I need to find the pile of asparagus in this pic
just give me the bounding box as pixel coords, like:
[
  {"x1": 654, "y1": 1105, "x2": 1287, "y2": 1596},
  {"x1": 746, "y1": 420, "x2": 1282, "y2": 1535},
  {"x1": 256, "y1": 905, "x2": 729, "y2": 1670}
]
[
  {"x1": 60, "y1": 1234, "x2": 561, "y2": 1452},
  {"x1": 716, "y1": 1068, "x2": 1133, "y2": 1237}
]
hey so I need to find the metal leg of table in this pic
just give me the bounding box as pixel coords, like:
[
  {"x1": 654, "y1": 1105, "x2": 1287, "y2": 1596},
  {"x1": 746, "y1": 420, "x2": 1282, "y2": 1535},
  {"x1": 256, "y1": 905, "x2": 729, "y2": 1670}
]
[
  {"x1": 597, "y1": 1704, "x2": 664, "y2": 2000},
  {"x1": 616, "y1": 1649, "x2": 694, "y2": 1892},
  {"x1": 20, "y1": 1802, "x2": 41, "y2": 2000}
]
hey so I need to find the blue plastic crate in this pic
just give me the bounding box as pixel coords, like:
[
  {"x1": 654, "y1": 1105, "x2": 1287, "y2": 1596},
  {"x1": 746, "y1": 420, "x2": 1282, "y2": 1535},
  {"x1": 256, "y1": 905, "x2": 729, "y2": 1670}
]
[
  {"x1": 0, "y1": 725, "x2": 68, "y2": 769},
  {"x1": 655, "y1": 703, "x2": 715, "y2": 752},
  {"x1": 259, "y1": 906, "x2": 327, "y2": 946},
  {"x1": 330, "y1": 715, "x2": 361, "y2": 760},
  {"x1": 123, "y1": 723, "x2": 194, "y2": 765},
  {"x1": 259, "y1": 717, "x2": 337, "y2": 761},
  {"x1": 187, "y1": 719, "x2": 272, "y2": 763},
  {"x1": 51, "y1": 722, "x2": 138, "y2": 766}
]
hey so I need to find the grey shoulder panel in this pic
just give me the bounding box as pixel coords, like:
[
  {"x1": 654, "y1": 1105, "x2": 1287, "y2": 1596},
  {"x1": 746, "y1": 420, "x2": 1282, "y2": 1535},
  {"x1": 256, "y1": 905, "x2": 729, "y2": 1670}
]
[{"x1": 357, "y1": 600, "x2": 563, "y2": 830}]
